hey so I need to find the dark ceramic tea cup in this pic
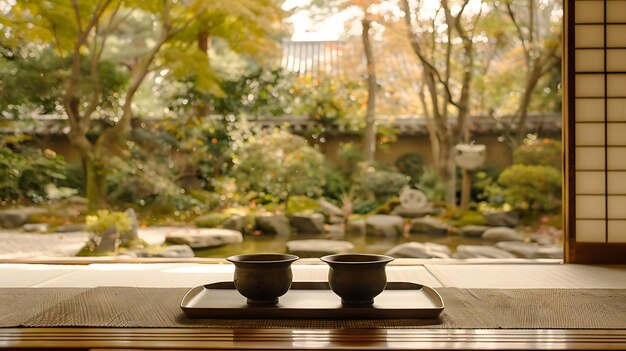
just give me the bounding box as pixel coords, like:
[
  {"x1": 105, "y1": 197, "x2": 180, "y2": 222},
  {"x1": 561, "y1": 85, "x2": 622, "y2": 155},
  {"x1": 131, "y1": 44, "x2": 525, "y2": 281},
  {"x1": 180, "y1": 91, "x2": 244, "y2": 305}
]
[
  {"x1": 226, "y1": 253, "x2": 299, "y2": 305},
  {"x1": 320, "y1": 253, "x2": 394, "y2": 305}
]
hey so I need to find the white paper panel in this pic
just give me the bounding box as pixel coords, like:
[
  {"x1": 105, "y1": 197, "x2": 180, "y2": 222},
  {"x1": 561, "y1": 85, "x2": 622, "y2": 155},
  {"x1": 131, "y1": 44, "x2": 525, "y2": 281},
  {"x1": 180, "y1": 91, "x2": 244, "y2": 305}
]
[
  {"x1": 607, "y1": 50, "x2": 626, "y2": 72},
  {"x1": 576, "y1": 75, "x2": 605, "y2": 97},
  {"x1": 576, "y1": 25, "x2": 605, "y2": 48},
  {"x1": 575, "y1": 1, "x2": 605, "y2": 23},
  {"x1": 607, "y1": 1, "x2": 626, "y2": 23},
  {"x1": 576, "y1": 123, "x2": 605, "y2": 145},
  {"x1": 608, "y1": 171, "x2": 626, "y2": 193},
  {"x1": 608, "y1": 147, "x2": 626, "y2": 169},
  {"x1": 576, "y1": 98, "x2": 605, "y2": 121},
  {"x1": 576, "y1": 49, "x2": 604, "y2": 72},
  {"x1": 576, "y1": 171, "x2": 606, "y2": 194},
  {"x1": 608, "y1": 220, "x2": 626, "y2": 243},
  {"x1": 608, "y1": 196, "x2": 626, "y2": 218},
  {"x1": 608, "y1": 75, "x2": 626, "y2": 97},
  {"x1": 607, "y1": 123, "x2": 626, "y2": 145},
  {"x1": 576, "y1": 220, "x2": 607, "y2": 242},
  {"x1": 607, "y1": 25, "x2": 626, "y2": 47},
  {"x1": 576, "y1": 147, "x2": 606, "y2": 169},
  {"x1": 608, "y1": 99, "x2": 626, "y2": 121},
  {"x1": 577, "y1": 195, "x2": 606, "y2": 218}
]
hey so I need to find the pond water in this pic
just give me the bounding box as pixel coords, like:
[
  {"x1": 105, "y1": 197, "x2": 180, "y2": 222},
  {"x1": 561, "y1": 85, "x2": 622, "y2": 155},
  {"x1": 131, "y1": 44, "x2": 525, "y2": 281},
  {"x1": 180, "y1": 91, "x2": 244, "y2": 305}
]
[{"x1": 193, "y1": 231, "x2": 489, "y2": 258}]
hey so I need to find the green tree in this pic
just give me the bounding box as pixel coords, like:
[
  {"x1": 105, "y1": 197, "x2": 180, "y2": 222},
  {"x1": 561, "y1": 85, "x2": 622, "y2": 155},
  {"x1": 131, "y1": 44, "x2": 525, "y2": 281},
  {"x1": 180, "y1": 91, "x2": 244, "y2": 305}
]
[
  {"x1": 500, "y1": 0, "x2": 562, "y2": 142},
  {"x1": 1, "y1": 0, "x2": 286, "y2": 211},
  {"x1": 400, "y1": 0, "x2": 485, "y2": 205}
]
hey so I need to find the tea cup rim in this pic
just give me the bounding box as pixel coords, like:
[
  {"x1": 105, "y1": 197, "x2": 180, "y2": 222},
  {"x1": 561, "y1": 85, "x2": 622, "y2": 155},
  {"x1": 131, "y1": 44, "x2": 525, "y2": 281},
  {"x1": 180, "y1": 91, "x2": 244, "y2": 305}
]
[
  {"x1": 320, "y1": 253, "x2": 394, "y2": 265},
  {"x1": 227, "y1": 253, "x2": 299, "y2": 264}
]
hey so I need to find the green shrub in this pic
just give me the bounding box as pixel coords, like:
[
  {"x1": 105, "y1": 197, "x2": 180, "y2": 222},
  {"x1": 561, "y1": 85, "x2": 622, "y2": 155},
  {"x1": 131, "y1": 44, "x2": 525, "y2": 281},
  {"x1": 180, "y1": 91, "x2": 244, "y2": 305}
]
[
  {"x1": 513, "y1": 138, "x2": 561, "y2": 168},
  {"x1": 417, "y1": 168, "x2": 447, "y2": 203},
  {"x1": 358, "y1": 169, "x2": 408, "y2": 202},
  {"x1": 394, "y1": 152, "x2": 425, "y2": 184},
  {"x1": 195, "y1": 212, "x2": 231, "y2": 228},
  {"x1": 286, "y1": 195, "x2": 321, "y2": 214},
  {"x1": 229, "y1": 129, "x2": 326, "y2": 203},
  {"x1": 0, "y1": 144, "x2": 68, "y2": 203},
  {"x1": 498, "y1": 164, "x2": 562, "y2": 213},
  {"x1": 321, "y1": 167, "x2": 349, "y2": 201},
  {"x1": 450, "y1": 210, "x2": 486, "y2": 227},
  {"x1": 85, "y1": 209, "x2": 132, "y2": 235}
]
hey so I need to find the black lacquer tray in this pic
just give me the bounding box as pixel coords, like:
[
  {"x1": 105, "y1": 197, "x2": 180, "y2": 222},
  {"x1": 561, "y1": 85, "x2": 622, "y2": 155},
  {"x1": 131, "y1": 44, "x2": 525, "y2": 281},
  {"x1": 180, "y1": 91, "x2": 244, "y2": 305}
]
[{"x1": 181, "y1": 281, "x2": 444, "y2": 319}]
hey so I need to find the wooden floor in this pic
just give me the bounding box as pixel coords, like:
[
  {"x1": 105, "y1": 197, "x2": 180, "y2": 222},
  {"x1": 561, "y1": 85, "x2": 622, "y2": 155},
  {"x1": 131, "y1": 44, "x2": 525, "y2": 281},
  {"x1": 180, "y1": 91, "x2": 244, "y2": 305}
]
[{"x1": 1, "y1": 260, "x2": 625, "y2": 350}]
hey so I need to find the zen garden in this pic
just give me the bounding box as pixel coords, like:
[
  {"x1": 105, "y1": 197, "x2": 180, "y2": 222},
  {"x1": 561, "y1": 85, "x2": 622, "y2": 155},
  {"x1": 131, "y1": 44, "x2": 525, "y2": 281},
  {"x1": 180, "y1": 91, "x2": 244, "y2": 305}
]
[{"x1": 0, "y1": 0, "x2": 563, "y2": 260}]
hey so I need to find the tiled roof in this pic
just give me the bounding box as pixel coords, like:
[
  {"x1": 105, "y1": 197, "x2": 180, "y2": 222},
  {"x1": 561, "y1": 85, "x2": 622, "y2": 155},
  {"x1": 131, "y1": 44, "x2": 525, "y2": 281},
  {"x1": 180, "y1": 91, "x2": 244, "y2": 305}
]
[{"x1": 0, "y1": 113, "x2": 561, "y2": 137}]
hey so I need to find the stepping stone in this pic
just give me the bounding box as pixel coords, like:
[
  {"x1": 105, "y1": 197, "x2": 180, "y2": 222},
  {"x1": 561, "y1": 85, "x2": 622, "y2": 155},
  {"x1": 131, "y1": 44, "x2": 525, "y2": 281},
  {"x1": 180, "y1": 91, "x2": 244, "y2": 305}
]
[
  {"x1": 286, "y1": 239, "x2": 354, "y2": 258},
  {"x1": 454, "y1": 245, "x2": 517, "y2": 259},
  {"x1": 165, "y1": 228, "x2": 243, "y2": 249},
  {"x1": 496, "y1": 241, "x2": 563, "y2": 259},
  {"x1": 482, "y1": 227, "x2": 524, "y2": 241},
  {"x1": 366, "y1": 215, "x2": 404, "y2": 237},
  {"x1": 386, "y1": 242, "x2": 451, "y2": 259}
]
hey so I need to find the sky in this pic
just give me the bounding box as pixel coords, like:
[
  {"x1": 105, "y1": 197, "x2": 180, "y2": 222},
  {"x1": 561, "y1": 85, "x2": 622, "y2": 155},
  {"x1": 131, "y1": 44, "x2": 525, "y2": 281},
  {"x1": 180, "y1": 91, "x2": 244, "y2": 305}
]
[{"x1": 282, "y1": 0, "x2": 353, "y2": 41}]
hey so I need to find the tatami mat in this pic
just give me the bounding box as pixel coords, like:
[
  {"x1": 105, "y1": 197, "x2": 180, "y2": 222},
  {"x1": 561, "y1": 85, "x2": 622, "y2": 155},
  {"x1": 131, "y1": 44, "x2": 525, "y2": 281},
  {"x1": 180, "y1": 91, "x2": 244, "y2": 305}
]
[
  {"x1": 0, "y1": 264, "x2": 81, "y2": 288},
  {"x1": 4, "y1": 263, "x2": 625, "y2": 288},
  {"x1": 425, "y1": 264, "x2": 626, "y2": 288},
  {"x1": 26, "y1": 264, "x2": 442, "y2": 288}
]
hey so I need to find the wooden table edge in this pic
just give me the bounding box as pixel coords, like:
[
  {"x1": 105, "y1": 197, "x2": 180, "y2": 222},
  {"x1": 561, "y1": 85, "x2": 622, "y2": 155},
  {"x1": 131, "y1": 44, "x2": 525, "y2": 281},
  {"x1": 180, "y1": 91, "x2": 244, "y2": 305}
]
[{"x1": 1, "y1": 327, "x2": 625, "y2": 350}]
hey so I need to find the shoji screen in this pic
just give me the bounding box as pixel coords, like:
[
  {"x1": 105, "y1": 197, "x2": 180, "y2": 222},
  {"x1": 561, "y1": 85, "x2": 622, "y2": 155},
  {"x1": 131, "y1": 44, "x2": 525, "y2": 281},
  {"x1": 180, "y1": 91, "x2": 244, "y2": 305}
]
[{"x1": 568, "y1": 0, "x2": 626, "y2": 262}]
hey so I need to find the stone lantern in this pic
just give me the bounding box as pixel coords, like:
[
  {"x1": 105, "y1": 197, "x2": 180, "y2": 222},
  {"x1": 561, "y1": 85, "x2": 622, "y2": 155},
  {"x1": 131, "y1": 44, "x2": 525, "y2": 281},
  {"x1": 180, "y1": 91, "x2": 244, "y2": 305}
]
[
  {"x1": 454, "y1": 144, "x2": 486, "y2": 170},
  {"x1": 454, "y1": 143, "x2": 486, "y2": 210}
]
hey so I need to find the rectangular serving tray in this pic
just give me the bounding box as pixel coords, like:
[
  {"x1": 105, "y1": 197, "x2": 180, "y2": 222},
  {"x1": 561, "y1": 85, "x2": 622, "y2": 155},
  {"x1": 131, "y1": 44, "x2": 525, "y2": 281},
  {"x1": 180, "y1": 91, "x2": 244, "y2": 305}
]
[{"x1": 181, "y1": 281, "x2": 444, "y2": 319}]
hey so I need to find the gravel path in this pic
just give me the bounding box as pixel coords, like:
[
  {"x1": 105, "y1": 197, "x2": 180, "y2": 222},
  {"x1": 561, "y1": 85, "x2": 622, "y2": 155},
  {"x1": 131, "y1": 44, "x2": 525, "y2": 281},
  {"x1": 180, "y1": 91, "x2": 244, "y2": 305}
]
[
  {"x1": 0, "y1": 231, "x2": 91, "y2": 259},
  {"x1": 0, "y1": 228, "x2": 173, "y2": 259}
]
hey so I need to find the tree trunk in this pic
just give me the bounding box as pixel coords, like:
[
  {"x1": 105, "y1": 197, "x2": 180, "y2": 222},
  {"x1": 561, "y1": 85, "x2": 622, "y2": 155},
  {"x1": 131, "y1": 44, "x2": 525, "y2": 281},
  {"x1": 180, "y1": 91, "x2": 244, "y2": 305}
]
[
  {"x1": 85, "y1": 155, "x2": 108, "y2": 212},
  {"x1": 437, "y1": 141, "x2": 457, "y2": 206},
  {"x1": 460, "y1": 169, "x2": 472, "y2": 210},
  {"x1": 361, "y1": 17, "x2": 377, "y2": 163},
  {"x1": 196, "y1": 30, "x2": 211, "y2": 118}
]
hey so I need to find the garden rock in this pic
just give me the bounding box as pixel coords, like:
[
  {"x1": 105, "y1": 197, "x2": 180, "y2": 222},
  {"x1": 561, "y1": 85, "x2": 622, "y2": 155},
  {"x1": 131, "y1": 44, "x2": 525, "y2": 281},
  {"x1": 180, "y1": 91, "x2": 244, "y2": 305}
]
[
  {"x1": 55, "y1": 223, "x2": 86, "y2": 232},
  {"x1": 495, "y1": 241, "x2": 563, "y2": 259},
  {"x1": 386, "y1": 242, "x2": 451, "y2": 259},
  {"x1": 286, "y1": 239, "x2": 354, "y2": 258},
  {"x1": 22, "y1": 223, "x2": 49, "y2": 233},
  {"x1": 345, "y1": 219, "x2": 366, "y2": 235},
  {"x1": 119, "y1": 208, "x2": 139, "y2": 242},
  {"x1": 454, "y1": 245, "x2": 518, "y2": 259},
  {"x1": 165, "y1": 228, "x2": 243, "y2": 249},
  {"x1": 221, "y1": 214, "x2": 245, "y2": 232},
  {"x1": 255, "y1": 214, "x2": 290, "y2": 235},
  {"x1": 95, "y1": 227, "x2": 119, "y2": 253},
  {"x1": 0, "y1": 207, "x2": 48, "y2": 228},
  {"x1": 483, "y1": 211, "x2": 519, "y2": 227},
  {"x1": 365, "y1": 215, "x2": 404, "y2": 236},
  {"x1": 290, "y1": 213, "x2": 325, "y2": 234},
  {"x1": 409, "y1": 216, "x2": 448, "y2": 235},
  {"x1": 318, "y1": 198, "x2": 343, "y2": 217},
  {"x1": 481, "y1": 227, "x2": 524, "y2": 241},
  {"x1": 459, "y1": 225, "x2": 490, "y2": 238},
  {"x1": 391, "y1": 188, "x2": 434, "y2": 218},
  {"x1": 133, "y1": 245, "x2": 195, "y2": 258},
  {"x1": 530, "y1": 233, "x2": 555, "y2": 246}
]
